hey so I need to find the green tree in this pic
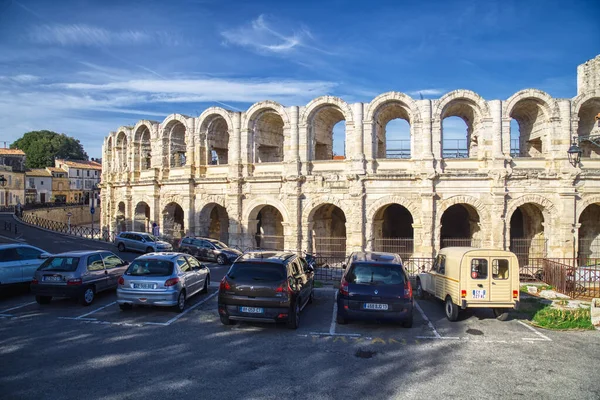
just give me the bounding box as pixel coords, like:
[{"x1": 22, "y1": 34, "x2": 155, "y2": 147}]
[{"x1": 10, "y1": 130, "x2": 88, "y2": 168}]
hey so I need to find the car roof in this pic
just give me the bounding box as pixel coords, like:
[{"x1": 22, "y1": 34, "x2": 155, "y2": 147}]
[
  {"x1": 50, "y1": 250, "x2": 109, "y2": 257},
  {"x1": 349, "y1": 251, "x2": 403, "y2": 265},
  {"x1": 134, "y1": 252, "x2": 187, "y2": 260},
  {"x1": 0, "y1": 244, "x2": 42, "y2": 250},
  {"x1": 119, "y1": 231, "x2": 151, "y2": 235},
  {"x1": 237, "y1": 251, "x2": 296, "y2": 264}
]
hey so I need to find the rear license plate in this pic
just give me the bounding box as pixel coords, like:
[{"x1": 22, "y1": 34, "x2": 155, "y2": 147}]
[
  {"x1": 240, "y1": 306, "x2": 264, "y2": 314},
  {"x1": 133, "y1": 283, "x2": 155, "y2": 289},
  {"x1": 472, "y1": 289, "x2": 487, "y2": 299},
  {"x1": 364, "y1": 303, "x2": 389, "y2": 310},
  {"x1": 43, "y1": 276, "x2": 61, "y2": 282}
]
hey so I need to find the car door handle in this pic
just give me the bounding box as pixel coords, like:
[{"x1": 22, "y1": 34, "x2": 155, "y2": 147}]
[{"x1": 477, "y1": 284, "x2": 483, "y2": 288}]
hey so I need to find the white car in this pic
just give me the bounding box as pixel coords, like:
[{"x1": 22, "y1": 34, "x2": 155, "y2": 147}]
[{"x1": 0, "y1": 244, "x2": 51, "y2": 286}]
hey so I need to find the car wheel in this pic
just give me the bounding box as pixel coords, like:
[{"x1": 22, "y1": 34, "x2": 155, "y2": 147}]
[
  {"x1": 402, "y1": 312, "x2": 414, "y2": 328},
  {"x1": 336, "y1": 313, "x2": 347, "y2": 325},
  {"x1": 201, "y1": 275, "x2": 209, "y2": 294},
  {"x1": 445, "y1": 296, "x2": 459, "y2": 321},
  {"x1": 416, "y1": 279, "x2": 424, "y2": 299},
  {"x1": 35, "y1": 295, "x2": 51, "y2": 305},
  {"x1": 174, "y1": 291, "x2": 186, "y2": 313},
  {"x1": 119, "y1": 303, "x2": 132, "y2": 311},
  {"x1": 287, "y1": 302, "x2": 300, "y2": 330},
  {"x1": 217, "y1": 255, "x2": 227, "y2": 265},
  {"x1": 493, "y1": 308, "x2": 510, "y2": 321},
  {"x1": 80, "y1": 286, "x2": 95, "y2": 306},
  {"x1": 145, "y1": 246, "x2": 154, "y2": 254},
  {"x1": 117, "y1": 243, "x2": 125, "y2": 252},
  {"x1": 220, "y1": 315, "x2": 234, "y2": 325}
]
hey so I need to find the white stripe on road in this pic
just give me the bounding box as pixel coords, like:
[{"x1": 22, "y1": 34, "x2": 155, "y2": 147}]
[
  {"x1": 0, "y1": 301, "x2": 36, "y2": 314},
  {"x1": 308, "y1": 332, "x2": 361, "y2": 337},
  {"x1": 517, "y1": 320, "x2": 552, "y2": 341},
  {"x1": 163, "y1": 291, "x2": 218, "y2": 326},
  {"x1": 414, "y1": 300, "x2": 442, "y2": 339},
  {"x1": 329, "y1": 290, "x2": 337, "y2": 335},
  {"x1": 75, "y1": 302, "x2": 117, "y2": 319}
]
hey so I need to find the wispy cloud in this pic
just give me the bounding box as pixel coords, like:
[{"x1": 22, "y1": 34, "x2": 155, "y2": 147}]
[
  {"x1": 28, "y1": 24, "x2": 179, "y2": 47},
  {"x1": 407, "y1": 89, "x2": 445, "y2": 96},
  {"x1": 0, "y1": 74, "x2": 40, "y2": 83}
]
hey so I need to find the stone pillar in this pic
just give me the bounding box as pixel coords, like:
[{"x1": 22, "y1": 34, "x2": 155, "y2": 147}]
[
  {"x1": 420, "y1": 191, "x2": 435, "y2": 257},
  {"x1": 557, "y1": 99, "x2": 572, "y2": 164},
  {"x1": 489, "y1": 100, "x2": 503, "y2": 159},
  {"x1": 285, "y1": 106, "x2": 300, "y2": 176},
  {"x1": 419, "y1": 100, "x2": 434, "y2": 160},
  {"x1": 490, "y1": 191, "x2": 507, "y2": 249},
  {"x1": 351, "y1": 102, "x2": 366, "y2": 174}
]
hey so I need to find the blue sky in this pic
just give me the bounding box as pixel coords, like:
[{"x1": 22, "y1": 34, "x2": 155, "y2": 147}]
[{"x1": 0, "y1": 0, "x2": 598, "y2": 158}]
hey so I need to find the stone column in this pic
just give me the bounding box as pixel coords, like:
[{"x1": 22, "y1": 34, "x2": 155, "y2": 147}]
[
  {"x1": 285, "y1": 106, "x2": 300, "y2": 176},
  {"x1": 420, "y1": 191, "x2": 435, "y2": 257},
  {"x1": 489, "y1": 100, "x2": 503, "y2": 160},
  {"x1": 419, "y1": 100, "x2": 434, "y2": 160},
  {"x1": 557, "y1": 191, "x2": 579, "y2": 258},
  {"x1": 351, "y1": 102, "x2": 366, "y2": 174}
]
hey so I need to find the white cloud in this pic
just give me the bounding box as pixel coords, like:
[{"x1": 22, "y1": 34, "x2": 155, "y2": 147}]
[
  {"x1": 407, "y1": 89, "x2": 445, "y2": 96},
  {"x1": 0, "y1": 74, "x2": 40, "y2": 83}
]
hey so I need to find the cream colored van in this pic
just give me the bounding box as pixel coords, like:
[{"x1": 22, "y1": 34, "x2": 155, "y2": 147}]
[{"x1": 416, "y1": 247, "x2": 520, "y2": 321}]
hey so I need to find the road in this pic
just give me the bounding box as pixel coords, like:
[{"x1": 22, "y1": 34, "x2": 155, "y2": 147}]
[{"x1": 1, "y1": 213, "x2": 599, "y2": 399}]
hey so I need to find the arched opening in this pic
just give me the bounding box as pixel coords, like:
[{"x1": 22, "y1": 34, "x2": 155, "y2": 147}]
[
  {"x1": 332, "y1": 120, "x2": 346, "y2": 159},
  {"x1": 250, "y1": 205, "x2": 284, "y2": 250},
  {"x1": 163, "y1": 202, "x2": 185, "y2": 239},
  {"x1": 116, "y1": 201, "x2": 126, "y2": 233},
  {"x1": 252, "y1": 110, "x2": 285, "y2": 163},
  {"x1": 310, "y1": 204, "x2": 347, "y2": 263},
  {"x1": 577, "y1": 98, "x2": 600, "y2": 158},
  {"x1": 372, "y1": 204, "x2": 414, "y2": 258},
  {"x1": 115, "y1": 132, "x2": 128, "y2": 170},
  {"x1": 105, "y1": 137, "x2": 113, "y2": 172},
  {"x1": 441, "y1": 100, "x2": 480, "y2": 159},
  {"x1": 440, "y1": 204, "x2": 481, "y2": 248},
  {"x1": 578, "y1": 204, "x2": 600, "y2": 260},
  {"x1": 509, "y1": 204, "x2": 546, "y2": 264},
  {"x1": 202, "y1": 115, "x2": 229, "y2": 165},
  {"x1": 164, "y1": 121, "x2": 187, "y2": 168},
  {"x1": 310, "y1": 106, "x2": 346, "y2": 160},
  {"x1": 133, "y1": 125, "x2": 152, "y2": 171},
  {"x1": 510, "y1": 98, "x2": 548, "y2": 158},
  {"x1": 198, "y1": 203, "x2": 230, "y2": 244},
  {"x1": 133, "y1": 201, "x2": 151, "y2": 233},
  {"x1": 374, "y1": 102, "x2": 412, "y2": 159}
]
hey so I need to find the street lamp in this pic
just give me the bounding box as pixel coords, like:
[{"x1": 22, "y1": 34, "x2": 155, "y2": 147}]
[
  {"x1": 0, "y1": 175, "x2": 6, "y2": 207},
  {"x1": 90, "y1": 182, "x2": 99, "y2": 239},
  {"x1": 567, "y1": 136, "x2": 582, "y2": 168}
]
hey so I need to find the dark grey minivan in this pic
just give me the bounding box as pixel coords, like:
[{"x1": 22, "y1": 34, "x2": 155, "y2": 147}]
[{"x1": 31, "y1": 251, "x2": 129, "y2": 306}]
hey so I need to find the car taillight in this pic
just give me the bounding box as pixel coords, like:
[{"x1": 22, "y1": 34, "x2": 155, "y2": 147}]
[
  {"x1": 275, "y1": 281, "x2": 290, "y2": 294},
  {"x1": 118, "y1": 276, "x2": 124, "y2": 285},
  {"x1": 67, "y1": 278, "x2": 82, "y2": 286},
  {"x1": 339, "y1": 277, "x2": 349, "y2": 296},
  {"x1": 404, "y1": 280, "x2": 413, "y2": 298},
  {"x1": 513, "y1": 290, "x2": 519, "y2": 299},
  {"x1": 32, "y1": 278, "x2": 38, "y2": 285},
  {"x1": 165, "y1": 277, "x2": 180, "y2": 287},
  {"x1": 461, "y1": 290, "x2": 467, "y2": 298},
  {"x1": 219, "y1": 277, "x2": 231, "y2": 291}
]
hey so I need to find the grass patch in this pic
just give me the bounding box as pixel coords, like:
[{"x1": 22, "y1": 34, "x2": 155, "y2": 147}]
[
  {"x1": 532, "y1": 307, "x2": 594, "y2": 330},
  {"x1": 520, "y1": 284, "x2": 555, "y2": 294},
  {"x1": 313, "y1": 280, "x2": 324, "y2": 288}
]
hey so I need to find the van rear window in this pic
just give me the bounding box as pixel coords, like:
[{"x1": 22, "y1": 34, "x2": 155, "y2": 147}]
[
  {"x1": 347, "y1": 264, "x2": 405, "y2": 285},
  {"x1": 492, "y1": 259, "x2": 509, "y2": 280},
  {"x1": 471, "y1": 259, "x2": 488, "y2": 279},
  {"x1": 227, "y1": 263, "x2": 285, "y2": 282}
]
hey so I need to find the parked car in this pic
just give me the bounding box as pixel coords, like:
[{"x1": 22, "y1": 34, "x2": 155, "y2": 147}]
[
  {"x1": 416, "y1": 247, "x2": 520, "y2": 321},
  {"x1": 31, "y1": 251, "x2": 129, "y2": 306},
  {"x1": 117, "y1": 252, "x2": 210, "y2": 313},
  {"x1": 336, "y1": 252, "x2": 414, "y2": 327},
  {"x1": 218, "y1": 251, "x2": 314, "y2": 329},
  {"x1": 115, "y1": 232, "x2": 173, "y2": 254},
  {"x1": 0, "y1": 244, "x2": 51, "y2": 286},
  {"x1": 178, "y1": 237, "x2": 242, "y2": 265}
]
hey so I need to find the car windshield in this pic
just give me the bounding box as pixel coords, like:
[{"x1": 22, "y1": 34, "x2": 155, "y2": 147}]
[
  {"x1": 141, "y1": 234, "x2": 157, "y2": 242},
  {"x1": 347, "y1": 263, "x2": 405, "y2": 285},
  {"x1": 227, "y1": 262, "x2": 285, "y2": 282},
  {"x1": 38, "y1": 257, "x2": 80, "y2": 272},
  {"x1": 126, "y1": 259, "x2": 174, "y2": 276},
  {"x1": 210, "y1": 240, "x2": 227, "y2": 249}
]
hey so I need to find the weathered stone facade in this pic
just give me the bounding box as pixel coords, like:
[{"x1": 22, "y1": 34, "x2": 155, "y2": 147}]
[{"x1": 101, "y1": 55, "x2": 600, "y2": 259}]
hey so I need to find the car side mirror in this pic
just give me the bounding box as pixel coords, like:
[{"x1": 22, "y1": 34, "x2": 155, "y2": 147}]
[{"x1": 39, "y1": 253, "x2": 50, "y2": 259}]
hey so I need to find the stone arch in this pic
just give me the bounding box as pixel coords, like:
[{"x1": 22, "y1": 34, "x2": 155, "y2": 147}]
[
  {"x1": 244, "y1": 198, "x2": 289, "y2": 250},
  {"x1": 367, "y1": 196, "x2": 420, "y2": 257},
  {"x1": 577, "y1": 195, "x2": 600, "y2": 259},
  {"x1": 433, "y1": 90, "x2": 490, "y2": 159},
  {"x1": 244, "y1": 197, "x2": 290, "y2": 225},
  {"x1": 132, "y1": 123, "x2": 153, "y2": 171},
  {"x1": 576, "y1": 195, "x2": 600, "y2": 222},
  {"x1": 198, "y1": 201, "x2": 231, "y2": 243},
  {"x1": 133, "y1": 201, "x2": 151, "y2": 232},
  {"x1": 504, "y1": 89, "x2": 557, "y2": 158},
  {"x1": 161, "y1": 114, "x2": 192, "y2": 168},
  {"x1": 162, "y1": 201, "x2": 185, "y2": 239},
  {"x1": 505, "y1": 195, "x2": 556, "y2": 257},
  {"x1": 436, "y1": 195, "x2": 490, "y2": 248},
  {"x1": 366, "y1": 195, "x2": 421, "y2": 225},
  {"x1": 572, "y1": 92, "x2": 600, "y2": 158},
  {"x1": 505, "y1": 194, "x2": 557, "y2": 224},
  {"x1": 116, "y1": 201, "x2": 127, "y2": 233},
  {"x1": 245, "y1": 101, "x2": 289, "y2": 163},
  {"x1": 301, "y1": 96, "x2": 354, "y2": 161},
  {"x1": 115, "y1": 130, "x2": 129, "y2": 171},
  {"x1": 365, "y1": 92, "x2": 421, "y2": 123},
  {"x1": 303, "y1": 197, "x2": 348, "y2": 261},
  {"x1": 105, "y1": 136, "x2": 113, "y2": 172},
  {"x1": 198, "y1": 108, "x2": 233, "y2": 166},
  {"x1": 302, "y1": 195, "x2": 348, "y2": 227}
]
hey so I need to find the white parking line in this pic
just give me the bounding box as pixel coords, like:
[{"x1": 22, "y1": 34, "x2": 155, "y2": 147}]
[
  {"x1": 162, "y1": 291, "x2": 218, "y2": 326},
  {"x1": 308, "y1": 332, "x2": 362, "y2": 337},
  {"x1": 329, "y1": 290, "x2": 337, "y2": 335},
  {"x1": 414, "y1": 300, "x2": 442, "y2": 339},
  {"x1": 75, "y1": 302, "x2": 117, "y2": 319},
  {"x1": 0, "y1": 301, "x2": 36, "y2": 315},
  {"x1": 517, "y1": 320, "x2": 552, "y2": 341}
]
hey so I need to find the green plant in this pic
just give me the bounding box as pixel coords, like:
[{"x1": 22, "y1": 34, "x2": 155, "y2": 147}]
[
  {"x1": 556, "y1": 299, "x2": 569, "y2": 306},
  {"x1": 532, "y1": 307, "x2": 594, "y2": 330}
]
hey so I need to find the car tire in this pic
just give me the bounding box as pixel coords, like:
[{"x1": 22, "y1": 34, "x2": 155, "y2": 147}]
[
  {"x1": 117, "y1": 243, "x2": 125, "y2": 252},
  {"x1": 493, "y1": 308, "x2": 510, "y2": 321},
  {"x1": 174, "y1": 291, "x2": 186, "y2": 313},
  {"x1": 445, "y1": 296, "x2": 459, "y2": 321},
  {"x1": 402, "y1": 313, "x2": 414, "y2": 328},
  {"x1": 287, "y1": 302, "x2": 300, "y2": 330},
  {"x1": 336, "y1": 313, "x2": 347, "y2": 325},
  {"x1": 146, "y1": 246, "x2": 154, "y2": 254},
  {"x1": 80, "y1": 286, "x2": 95, "y2": 306},
  {"x1": 201, "y1": 275, "x2": 209, "y2": 294},
  {"x1": 220, "y1": 315, "x2": 234, "y2": 325},
  {"x1": 217, "y1": 255, "x2": 227, "y2": 265},
  {"x1": 416, "y1": 279, "x2": 425, "y2": 299},
  {"x1": 119, "y1": 303, "x2": 132, "y2": 311},
  {"x1": 35, "y1": 295, "x2": 51, "y2": 305}
]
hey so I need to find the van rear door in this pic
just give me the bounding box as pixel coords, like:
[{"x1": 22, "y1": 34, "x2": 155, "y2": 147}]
[
  {"x1": 490, "y1": 258, "x2": 512, "y2": 302},
  {"x1": 466, "y1": 257, "x2": 491, "y2": 302}
]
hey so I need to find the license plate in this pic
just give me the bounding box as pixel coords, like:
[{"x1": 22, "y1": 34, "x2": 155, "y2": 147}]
[
  {"x1": 43, "y1": 276, "x2": 61, "y2": 282},
  {"x1": 472, "y1": 289, "x2": 487, "y2": 299},
  {"x1": 240, "y1": 306, "x2": 263, "y2": 314},
  {"x1": 133, "y1": 283, "x2": 155, "y2": 289},
  {"x1": 364, "y1": 303, "x2": 389, "y2": 310}
]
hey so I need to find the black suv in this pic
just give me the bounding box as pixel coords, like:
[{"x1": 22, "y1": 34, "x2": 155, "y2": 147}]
[
  {"x1": 218, "y1": 251, "x2": 314, "y2": 329},
  {"x1": 336, "y1": 251, "x2": 413, "y2": 327},
  {"x1": 178, "y1": 237, "x2": 241, "y2": 265}
]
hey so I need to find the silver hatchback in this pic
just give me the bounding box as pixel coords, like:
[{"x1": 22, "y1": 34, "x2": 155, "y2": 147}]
[{"x1": 116, "y1": 252, "x2": 210, "y2": 313}]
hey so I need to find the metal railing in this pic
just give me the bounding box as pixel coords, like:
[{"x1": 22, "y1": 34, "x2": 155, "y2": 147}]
[
  {"x1": 385, "y1": 140, "x2": 411, "y2": 159},
  {"x1": 20, "y1": 213, "x2": 115, "y2": 242},
  {"x1": 442, "y1": 139, "x2": 468, "y2": 158},
  {"x1": 441, "y1": 238, "x2": 481, "y2": 248},
  {"x1": 373, "y1": 238, "x2": 414, "y2": 259},
  {"x1": 510, "y1": 238, "x2": 547, "y2": 267}
]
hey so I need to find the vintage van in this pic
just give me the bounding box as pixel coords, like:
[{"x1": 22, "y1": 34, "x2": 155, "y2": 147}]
[{"x1": 416, "y1": 247, "x2": 520, "y2": 321}]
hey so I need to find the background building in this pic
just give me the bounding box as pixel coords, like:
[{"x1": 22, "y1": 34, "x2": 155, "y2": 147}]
[
  {"x1": 25, "y1": 169, "x2": 52, "y2": 204},
  {"x1": 0, "y1": 148, "x2": 26, "y2": 206},
  {"x1": 55, "y1": 159, "x2": 102, "y2": 204}
]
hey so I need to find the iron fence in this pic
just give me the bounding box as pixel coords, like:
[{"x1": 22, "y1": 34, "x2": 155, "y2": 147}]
[
  {"x1": 578, "y1": 238, "x2": 600, "y2": 262},
  {"x1": 442, "y1": 139, "x2": 468, "y2": 158},
  {"x1": 385, "y1": 140, "x2": 411, "y2": 159},
  {"x1": 20, "y1": 213, "x2": 115, "y2": 242},
  {"x1": 0, "y1": 205, "x2": 15, "y2": 213},
  {"x1": 373, "y1": 238, "x2": 414, "y2": 259},
  {"x1": 441, "y1": 238, "x2": 481, "y2": 248},
  {"x1": 254, "y1": 235, "x2": 285, "y2": 251},
  {"x1": 510, "y1": 238, "x2": 547, "y2": 267}
]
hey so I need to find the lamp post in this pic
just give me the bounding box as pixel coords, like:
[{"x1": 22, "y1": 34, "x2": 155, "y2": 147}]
[
  {"x1": 90, "y1": 182, "x2": 98, "y2": 239},
  {"x1": 567, "y1": 136, "x2": 582, "y2": 168},
  {"x1": 0, "y1": 174, "x2": 7, "y2": 208}
]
